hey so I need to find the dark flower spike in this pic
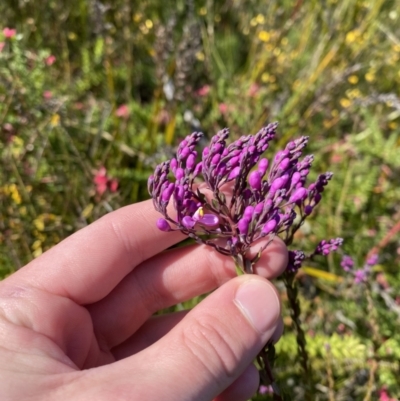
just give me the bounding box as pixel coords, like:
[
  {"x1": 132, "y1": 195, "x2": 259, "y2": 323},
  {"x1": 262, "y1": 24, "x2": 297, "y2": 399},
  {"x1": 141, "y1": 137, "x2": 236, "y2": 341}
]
[
  {"x1": 313, "y1": 237, "x2": 343, "y2": 256},
  {"x1": 287, "y1": 250, "x2": 306, "y2": 273}
]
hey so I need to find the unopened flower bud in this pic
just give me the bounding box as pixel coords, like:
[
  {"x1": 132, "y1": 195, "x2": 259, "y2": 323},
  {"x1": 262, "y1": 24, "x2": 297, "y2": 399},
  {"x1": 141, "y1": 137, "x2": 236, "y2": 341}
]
[
  {"x1": 161, "y1": 183, "x2": 175, "y2": 203},
  {"x1": 289, "y1": 187, "x2": 308, "y2": 203},
  {"x1": 174, "y1": 185, "x2": 185, "y2": 202},
  {"x1": 186, "y1": 154, "x2": 196, "y2": 170},
  {"x1": 157, "y1": 218, "x2": 171, "y2": 232},
  {"x1": 237, "y1": 218, "x2": 250, "y2": 235},
  {"x1": 271, "y1": 174, "x2": 289, "y2": 192},
  {"x1": 193, "y1": 162, "x2": 203, "y2": 177},
  {"x1": 291, "y1": 172, "x2": 301, "y2": 186},
  {"x1": 228, "y1": 166, "x2": 240, "y2": 180},
  {"x1": 175, "y1": 168, "x2": 185, "y2": 180},
  {"x1": 304, "y1": 205, "x2": 313, "y2": 215},
  {"x1": 170, "y1": 158, "x2": 178, "y2": 172},
  {"x1": 313, "y1": 193, "x2": 322, "y2": 204},
  {"x1": 211, "y1": 143, "x2": 223, "y2": 154},
  {"x1": 249, "y1": 170, "x2": 262, "y2": 190},
  {"x1": 211, "y1": 154, "x2": 221, "y2": 166},
  {"x1": 179, "y1": 147, "x2": 191, "y2": 160},
  {"x1": 228, "y1": 156, "x2": 240, "y2": 167},
  {"x1": 258, "y1": 158, "x2": 269, "y2": 176},
  {"x1": 244, "y1": 206, "x2": 254, "y2": 220},
  {"x1": 147, "y1": 175, "x2": 154, "y2": 192},
  {"x1": 262, "y1": 218, "x2": 277, "y2": 235},
  {"x1": 279, "y1": 158, "x2": 290, "y2": 171}
]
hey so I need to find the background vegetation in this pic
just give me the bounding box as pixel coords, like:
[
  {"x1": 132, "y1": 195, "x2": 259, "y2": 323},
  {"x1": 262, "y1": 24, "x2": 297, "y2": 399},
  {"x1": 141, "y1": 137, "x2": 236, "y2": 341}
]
[{"x1": 1, "y1": 0, "x2": 399, "y2": 399}]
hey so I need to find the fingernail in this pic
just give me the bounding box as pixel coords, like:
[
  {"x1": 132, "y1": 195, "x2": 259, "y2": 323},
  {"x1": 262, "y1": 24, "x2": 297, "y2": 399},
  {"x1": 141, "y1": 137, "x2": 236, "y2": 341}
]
[{"x1": 234, "y1": 279, "x2": 280, "y2": 334}]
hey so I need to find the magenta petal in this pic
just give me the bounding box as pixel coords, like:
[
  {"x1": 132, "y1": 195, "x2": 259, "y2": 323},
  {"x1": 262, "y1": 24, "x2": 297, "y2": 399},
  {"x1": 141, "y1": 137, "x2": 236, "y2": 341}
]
[
  {"x1": 182, "y1": 216, "x2": 195, "y2": 229},
  {"x1": 198, "y1": 214, "x2": 219, "y2": 226}
]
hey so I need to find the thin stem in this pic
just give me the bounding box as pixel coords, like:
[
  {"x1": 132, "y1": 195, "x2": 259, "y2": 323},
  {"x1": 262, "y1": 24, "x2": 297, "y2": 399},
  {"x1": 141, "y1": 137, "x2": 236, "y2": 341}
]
[
  {"x1": 325, "y1": 344, "x2": 336, "y2": 401},
  {"x1": 284, "y1": 272, "x2": 313, "y2": 401},
  {"x1": 363, "y1": 285, "x2": 380, "y2": 401},
  {"x1": 237, "y1": 256, "x2": 283, "y2": 400}
]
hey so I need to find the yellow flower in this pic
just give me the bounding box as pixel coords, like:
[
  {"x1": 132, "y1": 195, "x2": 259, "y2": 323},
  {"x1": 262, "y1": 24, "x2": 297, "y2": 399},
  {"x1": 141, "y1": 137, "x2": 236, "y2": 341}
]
[
  {"x1": 345, "y1": 30, "x2": 359, "y2": 44},
  {"x1": 348, "y1": 75, "x2": 359, "y2": 84},
  {"x1": 9, "y1": 184, "x2": 21, "y2": 205},
  {"x1": 258, "y1": 30, "x2": 270, "y2": 42},
  {"x1": 340, "y1": 98, "x2": 352, "y2": 108},
  {"x1": 365, "y1": 71, "x2": 375, "y2": 82}
]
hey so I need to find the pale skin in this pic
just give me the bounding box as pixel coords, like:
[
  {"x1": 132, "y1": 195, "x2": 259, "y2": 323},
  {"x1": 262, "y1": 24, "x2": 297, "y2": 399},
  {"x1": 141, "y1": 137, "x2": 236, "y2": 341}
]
[{"x1": 0, "y1": 200, "x2": 288, "y2": 401}]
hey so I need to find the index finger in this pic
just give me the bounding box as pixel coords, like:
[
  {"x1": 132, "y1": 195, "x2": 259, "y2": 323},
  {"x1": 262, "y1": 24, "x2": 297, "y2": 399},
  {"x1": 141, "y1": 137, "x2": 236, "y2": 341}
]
[{"x1": 4, "y1": 200, "x2": 184, "y2": 304}]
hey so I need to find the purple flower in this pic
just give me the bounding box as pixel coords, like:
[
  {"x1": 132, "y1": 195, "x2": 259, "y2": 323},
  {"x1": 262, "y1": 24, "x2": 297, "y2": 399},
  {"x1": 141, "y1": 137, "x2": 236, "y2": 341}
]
[
  {"x1": 366, "y1": 254, "x2": 378, "y2": 267},
  {"x1": 149, "y1": 123, "x2": 341, "y2": 267},
  {"x1": 286, "y1": 250, "x2": 305, "y2": 273},
  {"x1": 259, "y1": 384, "x2": 273, "y2": 394},
  {"x1": 354, "y1": 269, "x2": 367, "y2": 284},
  {"x1": 156, "y1": 218, "x2": 171, "y2": 232},
  {"x1": 313, "y1": 238, "x2": 343, "y2": 256},
  {"x1": 340, "y1": 255, "x2": 354, "y2": 272},
  {"x1": 249, "y1": 170, "x2": 262, "y2": 190}
]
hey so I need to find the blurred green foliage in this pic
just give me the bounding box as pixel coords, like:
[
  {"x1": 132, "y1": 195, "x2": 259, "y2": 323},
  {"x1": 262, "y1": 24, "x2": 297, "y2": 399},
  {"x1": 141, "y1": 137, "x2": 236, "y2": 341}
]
[{"x1": 1, "y1": 0, "x2": 400, "y2": 399}]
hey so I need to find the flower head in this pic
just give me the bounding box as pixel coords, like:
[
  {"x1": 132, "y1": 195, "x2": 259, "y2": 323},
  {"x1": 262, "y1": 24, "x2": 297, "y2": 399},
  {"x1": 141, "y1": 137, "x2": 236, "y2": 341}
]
[
  {"x1": 115, "y1": 104, "x2": 129, "y2": 118},
  {"x1": 45, "y1": 55, "x2": 56, "y2": 66},
  {"x1": 2, "y1": 27, "x2": 16, "y2": 39},
  {"x1": 340, "y1": 255, "x2": 354, "y2": 271},
  {"x1": 149, "y1": 124, "x2": 341, "y2": 271},
  {"x1": 94, "y1": 167, "x2": 119, "y2": 196},
  {"x1": 366, "y1": 253, "x2": 378, "y2": 267}
]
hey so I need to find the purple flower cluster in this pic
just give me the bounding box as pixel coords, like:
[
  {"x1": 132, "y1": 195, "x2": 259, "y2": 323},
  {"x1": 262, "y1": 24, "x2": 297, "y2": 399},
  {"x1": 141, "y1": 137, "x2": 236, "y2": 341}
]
[
  {"x1": 287, "y1": 250, "x2": 306, "y2": 273},
  {"x1": 340, "y1": 254, "x2": 379, "y2": 284},
  {"x1": 340, "y1": 255, "x2": 355, "y2": 272},
  {"x1": 313, "y1": 238, "x2": 344, "y2": 256},
  {"x1": 149, "y1": 123, "x2": 342, "y2": 272}
]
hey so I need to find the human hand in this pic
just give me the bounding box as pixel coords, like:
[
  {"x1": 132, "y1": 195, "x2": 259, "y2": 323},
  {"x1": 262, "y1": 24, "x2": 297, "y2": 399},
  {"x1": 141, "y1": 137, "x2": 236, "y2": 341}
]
[{"x1": 0, "y1": 200, "x2": 287, "y2": 401}]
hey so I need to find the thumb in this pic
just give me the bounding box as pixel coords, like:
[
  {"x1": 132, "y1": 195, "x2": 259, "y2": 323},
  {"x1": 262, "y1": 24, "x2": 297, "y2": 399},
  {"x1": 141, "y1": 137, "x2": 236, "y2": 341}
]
[
  {"x1": 111, "y1": 275, "x2": 280, "y2": 401},
  {"x1": 70, "y1": 276, "x2": 281, "y2": 401}
]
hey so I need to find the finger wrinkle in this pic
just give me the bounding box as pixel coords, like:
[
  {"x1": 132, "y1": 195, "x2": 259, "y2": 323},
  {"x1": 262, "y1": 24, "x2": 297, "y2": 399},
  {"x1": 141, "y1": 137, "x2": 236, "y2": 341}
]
[{"x1": 108, "y1": 217, "x2": 140, "y2": 268}]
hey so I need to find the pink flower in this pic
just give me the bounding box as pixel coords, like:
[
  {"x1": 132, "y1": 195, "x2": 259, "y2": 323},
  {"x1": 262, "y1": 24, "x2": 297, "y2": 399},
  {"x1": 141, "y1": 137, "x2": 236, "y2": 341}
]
[
  {"x1": 259, "y1": 385, "x2": 273, "y2": 394},
  {"x1": 115, "y1": 104, "x2": 129, "y2": 118},
  {"x1": 248, "y1": 83, "x2": 260, "y2": 97},
  {"x1": 0, "y1": 42, "x2": 5, "y2": 52},
  {"x1": 3, "y1": 28, "x2": 16, "y2": 39},
  {"x1": 93, "y1": 167, "x2": 119, "y2": 196},
  {"x1": 109, "y1": 179, "x2": 119, "y2": 193},
  {"x1": 218, "y1": 103, "x2": 228, "y2": 115},
  {"x1": 43, "y1": 91, "x2": 53, "y2": 99},
  {"x1": 45, "y1": 55, "x2": 56, "y2": 66},
  {"x1": 378, "y1": 387, "x2": 396, "y2": 401},
  {"x1": 196, "y1": 85, "x2": 210, "y2": 97}
]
